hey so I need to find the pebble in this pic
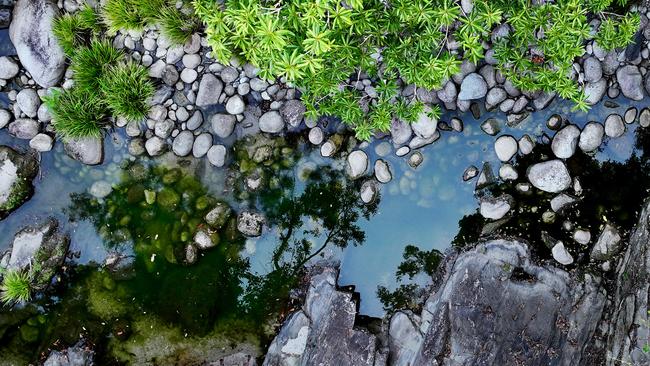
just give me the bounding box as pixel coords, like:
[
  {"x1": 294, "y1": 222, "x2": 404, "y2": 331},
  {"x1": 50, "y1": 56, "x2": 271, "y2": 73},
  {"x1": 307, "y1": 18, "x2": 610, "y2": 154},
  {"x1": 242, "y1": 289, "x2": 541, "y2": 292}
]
[
  {"x1": 527, "y1": 160, "x2": 572, "y2": 193},
  {"x1": 551, "y1": 124, "x2": 580, "y2": 159},
  {"x1": 346, "y1": 150, "x2": 368, "y2": 179},
  {"x1": 0, "y1": 109, "x2": 11, "y2": 128},
  {"x1": 145, "y1": 137, "x2": 166, "y2": 156},
  {"x1": 640, "y1": 108, "x2": 650, "y2": 127},
  {"x1": 604, "y1": 114, "x2": 625, "y2": 138},
  {"x1": 518, "y1": 134, "x2": 535, "y2": 155},
  {"x1": 180, "y1": 68, "x2": 198, "y2": 83},
  {"x1": 211, "y1": 113, "x2": 237, "y2": 138},
  {"x1": 498, "y1": 164, "x2": 518, "y2": 181},
  {"x1": 207, "y1": 145, "x2": 227, "y2": 167},
  {"x1": 172, "y1": 130, "x2": 194, "y2": 156},
  {"x1": 192, "y1": 133, "x2": 213, "y2": 158},
  {"x1": 226, "y1": 95, "x2": 245, "y2": 115},
  {"x1": 29, "y1": 133, "x2": 53, "y2": 152},
  {"x1": 578, "y1": 122, "x2": 604, "y2": 152},
  {"x1": 259, "y1": 111, "x2": 285, "y2": 133},
  {"x1": 360, "y1": 180, "x2": 379, "y2": 204},
  {"x1": 494, "y1": 135, "x2": 518, "y2": 162},
  {"x1": 374, "y1": 160, "x2": 392, "y2": 183},
  {"x1": 0, "y1": 56, "x2": 19, "y2": 79},
  {"x1": 480, "y1": 118, "x2": 500, "y2": 136},
  {"x1": 308, "y1": 127, "x2": 324, "y2": 145},
  {"x1": 573, "y1": 229, "x2": 591, "y2": 244},
  {"x1": 463, "y1": 165, "x2": 479, "y2": 181},
  {"x1": 479, "y1": 194, "x2": 513, "y2": 220},
  {"x1": 552, "y1": 242, "x2": 574, "y2": 265}
]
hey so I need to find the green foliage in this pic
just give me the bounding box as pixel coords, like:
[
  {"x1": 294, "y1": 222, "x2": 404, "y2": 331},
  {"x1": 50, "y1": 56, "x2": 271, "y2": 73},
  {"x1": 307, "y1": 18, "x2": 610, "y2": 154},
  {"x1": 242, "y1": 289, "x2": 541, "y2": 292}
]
[
  {"x1": 49, "y1": 28, "x2": 154, "y2": 138},
  {"x1": 70, "y1": 39, "x2": 123, "y2": 92},
  {"x1": 52, "y1": 5, "x2": 101, "y2": 56},
  {"x1": 44, "y1": 88, "x2": 107, "y2": 140},
  {"x1": 1, "y1": 269, "x2": 32, "y2": 305},
  {"x1": 158, "y1": 5, "x2": 201, "y2": 44},
  {"x1": 195, "y1": 0, "x2": 638, "y2": 140},
  {"x1": 595, "y1": 13, "x2": 640, "y2": 51},
  {"x1": 103, "y1": 0, "x2": 199, "y2": 44},
  {"x1": 102, "y1": 0, "x2": 149, "y2": 33},
  {"x1": 100, "y1": 62, "x2": 154, "y2": 120}
]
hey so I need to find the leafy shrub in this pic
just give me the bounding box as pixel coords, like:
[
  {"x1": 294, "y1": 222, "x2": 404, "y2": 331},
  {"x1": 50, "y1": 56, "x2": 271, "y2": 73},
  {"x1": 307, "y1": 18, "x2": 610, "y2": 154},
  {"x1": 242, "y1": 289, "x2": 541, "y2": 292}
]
[
  {"x1": 44, "y1": 88, "x2": 107, "y2": 140},
  {"x1": 0, "y1": 269, "x2": 32, "y2": 305},
  {"x1": 71, "y1": 39, "x2": 124, "y2": 92},
  {"x1": 194, "y1": 0, "x2": 639, "y2": 139},
  {"x1": 595, "y1": 13, "x2": 640, "y2": 51},
  {"x1": 100, "y1": 62, "x2": 155, "y2": 120}
]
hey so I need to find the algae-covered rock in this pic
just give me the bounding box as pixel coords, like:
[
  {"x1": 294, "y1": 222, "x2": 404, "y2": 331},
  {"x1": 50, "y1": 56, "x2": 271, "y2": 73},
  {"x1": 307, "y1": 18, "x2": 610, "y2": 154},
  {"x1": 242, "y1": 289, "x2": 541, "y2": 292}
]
[
  {"x1": 1, "y1": 219, "x2": 70, "y2": 290},
  {"x1": 0, "y1": 146, "x2": 39, "y2": 219}
]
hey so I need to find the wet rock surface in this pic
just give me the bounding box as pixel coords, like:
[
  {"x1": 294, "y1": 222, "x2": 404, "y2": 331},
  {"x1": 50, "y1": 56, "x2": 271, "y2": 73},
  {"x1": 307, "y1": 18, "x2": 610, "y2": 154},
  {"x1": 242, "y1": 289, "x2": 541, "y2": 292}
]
[
  {"x1": 0, "y1": 145, "x2": 38, "y2": 218},
  {"x1": 263, "y1": 265, "x2": 383, "y2": 366}
]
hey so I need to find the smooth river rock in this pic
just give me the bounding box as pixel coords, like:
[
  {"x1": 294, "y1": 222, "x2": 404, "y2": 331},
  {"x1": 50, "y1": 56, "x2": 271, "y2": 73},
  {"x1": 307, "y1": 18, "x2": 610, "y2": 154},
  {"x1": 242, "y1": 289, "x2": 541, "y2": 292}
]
[
  {"x1": 526, "y1": 159, "x2": 571, "y2": 193},
  {"x1": 9, "y1": 0, "x2": 66, "y2": 87}
]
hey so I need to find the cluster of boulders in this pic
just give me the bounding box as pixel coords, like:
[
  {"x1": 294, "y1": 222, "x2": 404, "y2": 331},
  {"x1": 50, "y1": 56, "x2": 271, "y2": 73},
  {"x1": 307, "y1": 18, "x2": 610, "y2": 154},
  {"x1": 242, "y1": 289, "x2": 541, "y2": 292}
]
[{"x1": 266, "y1": 196, "x2": 650, "y2": 365}]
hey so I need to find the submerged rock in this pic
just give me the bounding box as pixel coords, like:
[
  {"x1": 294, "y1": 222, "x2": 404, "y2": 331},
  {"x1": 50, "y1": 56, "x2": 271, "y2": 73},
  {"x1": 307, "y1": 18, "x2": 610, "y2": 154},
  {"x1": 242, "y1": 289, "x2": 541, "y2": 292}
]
[
  {"x1": 237, "y1": 211, "x2": 265, "y2": 237},
  {"x1": 526, "y1": 160, "x2": 571, "y2": 193},
  {"x1": 590, "y1": 224, "x2": 622, "y2": 261},
  {"x1": 0, "y1": 146, "x2": 38, "y2": 218},
  {"x1": 43, "y1": 341, "x2": 94, "y2": 366},
  {"x1": 64, "y1": 137, "x2": 104, "y2": 165},
  {"x1": 551, "y1": 241, "x2": 574, "y2": 265},
  {"x1": 9, "y1": 0, "x2": 66, "y2": 87},
  {"x1": 604, "y1": 114, "x2": 625, "y2": 138}
]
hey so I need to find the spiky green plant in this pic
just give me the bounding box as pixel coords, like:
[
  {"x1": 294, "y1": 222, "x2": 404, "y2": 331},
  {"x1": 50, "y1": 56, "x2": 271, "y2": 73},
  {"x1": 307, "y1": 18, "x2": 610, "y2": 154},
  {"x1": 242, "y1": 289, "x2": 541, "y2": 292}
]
[
  {"x1": 1, "y1": 269, "x2": 32, "y2": 305},
  {"x1": 44, "y1": 88, "x2": 107, "y2": 140},
  {"x1": 71, "y1": 39, "x2": 123, "y2": 92},
  {"x1": 100, "y1": 62, "x2": 154, "y2": 121},
  {"x1": 53, "y1": 6, "x2": 101, "y2": 56},
  {"x1": 158, "y1": 6, "x2": 200, "y2": 44},
  {"x1": 102, "y1": 0, "x2": 148, "y2": 33}
]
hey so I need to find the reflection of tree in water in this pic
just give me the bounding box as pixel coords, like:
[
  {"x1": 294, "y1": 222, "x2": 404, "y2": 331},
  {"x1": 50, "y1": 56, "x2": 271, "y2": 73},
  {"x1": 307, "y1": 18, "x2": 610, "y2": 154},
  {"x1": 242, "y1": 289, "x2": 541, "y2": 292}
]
[
  {"x1": 377, "y1": 245, "x2": 442, "y2": 312},
  {"x1": 63, "y1": 160, "x2": 377, "y2": 338},
  {"x1": 453, "y1": 127, "x2": 650, "y2": 265},
  {"x1": 243, "y1": 166, "x2": 379, "y2": 320}
]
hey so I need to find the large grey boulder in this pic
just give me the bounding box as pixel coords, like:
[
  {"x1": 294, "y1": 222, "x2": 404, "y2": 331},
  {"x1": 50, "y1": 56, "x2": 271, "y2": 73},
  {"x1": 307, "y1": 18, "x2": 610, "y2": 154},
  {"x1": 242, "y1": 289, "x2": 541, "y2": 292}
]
[
  {"x1": 9, "y1": 0, "x2": 66, "y2": 87},
  {"x1": 263, "y1": 265, "x2": 382, "y2": 366},
  {"x1": 389, "y1": 240, "x2": 605, "y2": 366},
  {"x1": 600, "y1": 200, "x2": 650, "y2": 366},
  {"x1": 0, "y1": 146, "x2": 38, "y2": 219},
  {"x1": 64, "y1": 137, "x2": 104, "y2": 165},
  {"x1": 0, "y1": 219, "x2": 70, "y2": 290}
]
